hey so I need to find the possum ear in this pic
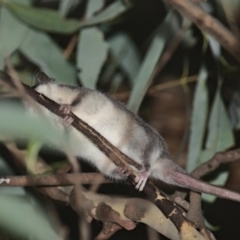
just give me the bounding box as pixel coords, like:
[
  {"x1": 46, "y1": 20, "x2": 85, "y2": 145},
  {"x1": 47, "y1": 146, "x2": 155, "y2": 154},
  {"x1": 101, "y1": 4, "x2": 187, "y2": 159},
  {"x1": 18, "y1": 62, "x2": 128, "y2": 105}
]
[{"x1": 36, "y1": 72, "x2": 55, "y2": 85}]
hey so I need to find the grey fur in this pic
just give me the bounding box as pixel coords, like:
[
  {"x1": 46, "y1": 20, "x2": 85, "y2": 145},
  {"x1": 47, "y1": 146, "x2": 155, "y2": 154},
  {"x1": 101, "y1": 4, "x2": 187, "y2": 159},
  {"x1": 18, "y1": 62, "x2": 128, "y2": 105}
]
[{"x1": 30, "y1": 72, "x2": 240, "y2": 202}]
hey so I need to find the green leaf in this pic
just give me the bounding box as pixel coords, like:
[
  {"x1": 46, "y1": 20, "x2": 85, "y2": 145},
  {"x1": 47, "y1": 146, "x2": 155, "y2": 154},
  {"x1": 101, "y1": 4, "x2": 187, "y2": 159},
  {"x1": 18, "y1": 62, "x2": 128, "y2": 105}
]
[
  {"x1": 0, "y1": 102, "x2": 66, "y2": 148},
  {"x1": 5, "y1": 1, "x2": 131, "y2": 34},
  {"x1": 5, "y1": 2, "x2": 81, "y2": 34},
  {"x1": 0, "y1": 156, "x2": 26, "y2": 196},
  {"x1": 0, "y1": 195, "x2": 59, "y2": 240},
  {"x1": 85, "y1": 0, "x2": 104, "y2": 18},
  {"x1": 79, "y1": 1, "x2": 131, "y2": 28},
  {"x1": 77, "y1": 0, "x2": 108, "y2": 89},
  {"x1": 19, "y1": 28, "x2": 77, "y2": 85},
  {"x1": 127, "y1": 30, "x2": 165, "y2": 112},
  {"x1": 5, "y1": 0, "x2": 31, "y2": 6},
  {"x1": 127, "y1": 11, "x2": 177, "y2": 113},
  {"x1": 26, "y1": 140, "x2": 43, "y2": 172},
  {"x1": 109, "y1": 72, "x2": 124, "y2": 93},
  {"x1": 199, "y1": 89, "x2": 234, "y2": 203},
  {"x1": 59, "y1": 0, "x2": 80, "y2": 17},
  {"x1": 205, "y1": 90, "x2": 234, "y2": 152},
  {"x1": 187, "y1": 65, "x2": 208, "y2": 172},
  {"x1": 127, "y1": 10, "x2": 184, "y2": 113},
  {"x1": 108, "y1": 32, "x2": 141, "y2": 85},
  {"x1": 207, "y1": 35, "x2": 221, "y2": 58},
  {"x1": 77, "y1": 27, "x2": 108, "y2": 89},
  {"x1": 0, "y1": 7, "x2": 29, "y2": 69}
]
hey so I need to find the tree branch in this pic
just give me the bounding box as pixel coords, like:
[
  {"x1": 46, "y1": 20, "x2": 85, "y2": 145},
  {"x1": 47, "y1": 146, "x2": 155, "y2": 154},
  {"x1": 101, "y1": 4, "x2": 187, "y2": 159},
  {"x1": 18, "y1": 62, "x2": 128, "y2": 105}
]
[
  {"x1": 0, "y1": 173, "x2": 110, "y2": 187},
  {"x1": 165, "y1": 0, "x2": 240, "y2": 63}
]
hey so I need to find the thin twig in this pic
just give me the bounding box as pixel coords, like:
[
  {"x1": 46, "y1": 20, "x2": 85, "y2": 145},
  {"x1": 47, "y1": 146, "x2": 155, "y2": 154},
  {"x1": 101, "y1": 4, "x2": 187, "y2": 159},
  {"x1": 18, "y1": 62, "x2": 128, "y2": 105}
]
[
  {"x1": 165, "y1": 0, "x2": 240, "y2": 63},
  {"x1": 0, "y1": 173, "x2": 110, "y2": 187},
  {"x1": 191, "y1": 148, "x2": 240, "y2": 179}
]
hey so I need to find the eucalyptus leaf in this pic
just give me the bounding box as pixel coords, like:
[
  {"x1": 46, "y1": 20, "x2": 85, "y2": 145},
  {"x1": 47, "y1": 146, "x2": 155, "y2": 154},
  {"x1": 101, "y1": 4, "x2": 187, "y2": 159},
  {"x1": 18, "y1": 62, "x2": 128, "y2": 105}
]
[
  {"x1": 86, "y1": 0, "x2": 104, "y2": 18},
  {"x1": 5, "y1": 2, "x2": 81, "y2": 34},
  {"x1": 5, "y1": 1, "x2": 130, "y2": 34},
  {"x1": 59, "y1": 0, "x2": 81, "y2": 17},
  {"x1": 187, "y1": 65, "x2": 208, "y2": 172},
  {"x1": 0, "y1": 102, "x2": 66, "y2": 148},
  {"x1": 127, "y1": 30, "x2": 165, "y2": 113},
  {"x1": 79, "y1": 1, "x2": 131, "y2": 28},
  {"x1": 5, "y1": 0, "x2": 31, "y2": 6},
  {"x1": 77, "y1": 0, "x2": 108, "y2": 89},
  {"x1": 199, "y1": 89, "x2": 234, "y2": 203},
  {"x1": 109, "y1": 72, "x2": 124, "y2": 93},
  {"x1": 0, "y1": 7, "x2": 29, "y2": 69},
  {"x1": 26, "y1": 140, "x2": 43, "y2": 172},
  {"x1": 0, "y1": 195, "x2": 59, "y2": 240},
  {"x1": 0, "y1": 156, "x2": 25, "y2": 196},
  {"x1": 127, "y1": 11, "x2": 181, "y2": 113},
  {"x1": 77, "y1": 27, "x2": 108, "y2": 89},
  {"x1": 20, "y1": 28, "x2": 77, "y2": 85},
  {"x1": 205, "y1": 90, "x2": 234, "y2": 152},
  {"x1": 108, "y1": 32, "x2": 140, "y2": 85},
  {"x1": 207, "y1": 35, "x2": 221, "y2": 58}
]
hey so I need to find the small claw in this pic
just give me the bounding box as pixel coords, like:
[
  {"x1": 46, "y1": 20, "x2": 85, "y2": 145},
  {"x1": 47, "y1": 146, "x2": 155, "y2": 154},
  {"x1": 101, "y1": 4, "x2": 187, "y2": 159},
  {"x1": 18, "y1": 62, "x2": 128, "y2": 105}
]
[
  {"x1": 59, "y1": 104, "x2": 73, "y2": 128},
  {"x1": 60, "y1": 116, "x2": 74, "y2": 128},
  {"x1": 134, "y1": 170, "x2": 151, "y2": 191},
  {"x1": 59, "y1": 104, "x2": 72, "y2": 115}
]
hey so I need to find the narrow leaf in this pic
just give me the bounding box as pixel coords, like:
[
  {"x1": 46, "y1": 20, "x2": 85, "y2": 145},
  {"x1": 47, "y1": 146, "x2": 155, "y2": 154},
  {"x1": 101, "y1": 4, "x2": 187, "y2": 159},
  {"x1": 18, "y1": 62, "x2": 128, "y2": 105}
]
[
  {"x1": 199, "y1": 89, "x2": 234, "y2": 202},
  {"x1": 5, "y1": 2, "x2": 81, "y2": 34},
  {"x1": 205, "y1": 90, "x2": 234, "y2": 152},
  {"x1": 79, "y1": 1, "x2": 131, "y2": 28},
  {"x1": 127, "y1": 31, "x2": 165, "y2": 112},
  {"x1": 59, "y1": 0, "x2": 81, "y2": 17},
  {"x1": 207, "y1": 35, "x2": 221, "y2": 58},
  {"x1": 0, "y1": 7, "x2": 29, "y2": 69},
  {"x1": 20, "y1": 28, "x2": 77, "y2": 85},
  {"x1": 187, "y1": 65, "x2": 208, "y2": 172},
  {"x1": 0, "y1": 103, "x2": 66, "y2": 147},
  {"x1": 77, "y1": 27, "x2": 108, "y2": 88},
  {"x1": 85, "y1": 0, "x2": 104, "y2": 18},
  {"x1": 127, "y1": 11, "x2": 178, "y2": 113},
  {"x1": 0, "y1": 195, "x2": 59, "y2": 240},
  {"x1": 108, "y1": 32, "x2": 140, "y2": 85}
]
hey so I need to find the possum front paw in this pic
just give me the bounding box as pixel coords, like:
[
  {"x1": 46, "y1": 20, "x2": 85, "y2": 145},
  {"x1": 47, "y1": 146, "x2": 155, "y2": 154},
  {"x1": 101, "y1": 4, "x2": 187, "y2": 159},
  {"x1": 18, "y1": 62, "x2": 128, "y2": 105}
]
[
  {"x1": 60, "y1": 104, "x2": 72, "y2": 114},
  {"x1": 59, "y1": 104, "x2": 73, "y2": 128}
]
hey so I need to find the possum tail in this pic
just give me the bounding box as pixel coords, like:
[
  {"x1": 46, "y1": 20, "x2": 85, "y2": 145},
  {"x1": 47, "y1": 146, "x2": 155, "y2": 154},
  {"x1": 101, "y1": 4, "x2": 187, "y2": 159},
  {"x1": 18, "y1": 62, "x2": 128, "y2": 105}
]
[{"x1": 171, "y1": 171, "x2": 240, "y2": 203}]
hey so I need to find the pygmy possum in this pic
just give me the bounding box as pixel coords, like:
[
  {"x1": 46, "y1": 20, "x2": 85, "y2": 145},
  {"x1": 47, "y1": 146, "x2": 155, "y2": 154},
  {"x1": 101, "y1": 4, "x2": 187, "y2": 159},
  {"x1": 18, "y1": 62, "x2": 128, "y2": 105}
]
[{"x1": 32, "y1": 72, "x2": 240, "y2": 202}]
